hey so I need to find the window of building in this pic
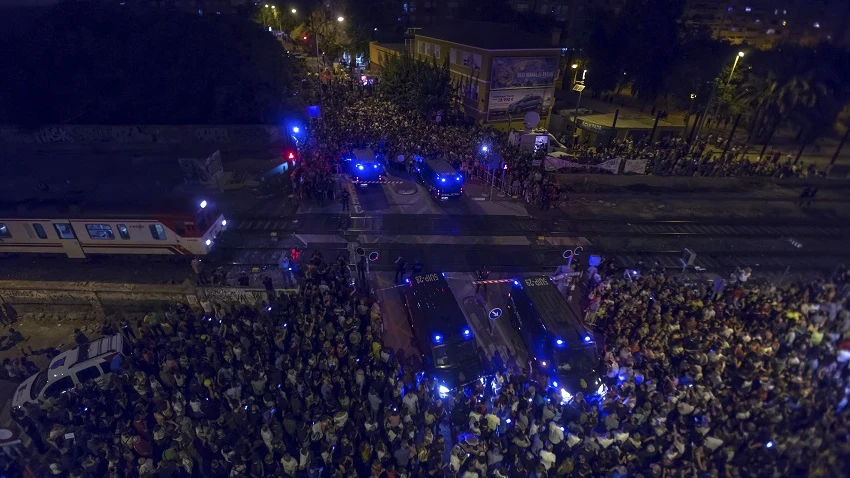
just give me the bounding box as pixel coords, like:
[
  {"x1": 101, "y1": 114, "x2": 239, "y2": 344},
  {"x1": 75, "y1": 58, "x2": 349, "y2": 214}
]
[
  {"x1": 75, "y1": 366, "x2": 101, "y2": 383},
  {"x1": 32, "y1": 223, "x2": 47, "y2": 239},
  {"x1": 86, "y1": 224, "x2": 115, "y2": 240},
  {"x1": 53, "y1": 223, "x2": 76, "y2": 239},
  {"x1": 0, "y1": 223, "x2": 11, "y2": 238},
  {"x1": 117, "y1": 224, "x2": 130, "y2": 240},
  {"x1": 149, "y1": 224, "x2": 167, "y2": 240}
]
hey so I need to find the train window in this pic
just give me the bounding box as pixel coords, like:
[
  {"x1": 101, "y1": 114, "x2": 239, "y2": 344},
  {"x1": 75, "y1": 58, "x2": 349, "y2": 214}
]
[
  {"x1": 0, "y1": 223, "x2": 11, "y2": 238},
  {"x1": 174, "y1": 221, "x2": 186, "y2": 236},
  {"x1": 117, "y1": 224, "x2": 130, "y2": 240},
  {"x1": 86, "y1": 224, "x2": 115, "y2": 240},
  {"x1": 32, "y1": 223, "x2": 48, "y2": 239},
  {"x1": 149, "y1": 224, "x2": 167, "y2": 240},
  {"x1": 53, "y1": 223, "x2": 76, "y2": 240}
]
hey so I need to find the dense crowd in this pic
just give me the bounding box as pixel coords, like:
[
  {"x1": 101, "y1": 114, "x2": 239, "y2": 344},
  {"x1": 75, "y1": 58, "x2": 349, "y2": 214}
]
[
  {"x1": 3, "y1": 247, "x2": 848, "y2": 477},
  {"x1": 288, "y1": 81, "x2": 822, "y2": 203}
]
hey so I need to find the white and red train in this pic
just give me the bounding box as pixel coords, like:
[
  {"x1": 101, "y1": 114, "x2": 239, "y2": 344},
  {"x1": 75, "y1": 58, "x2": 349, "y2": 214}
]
[{"x1": 0, "y1": 199, "x2": 226, "y2": 258}]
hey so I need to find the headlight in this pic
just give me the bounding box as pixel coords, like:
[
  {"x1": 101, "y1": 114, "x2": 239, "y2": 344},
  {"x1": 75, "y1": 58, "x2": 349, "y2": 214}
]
[
  {"x1": 597, "y1": 383, "x2": 607, "y2": 395},
  {"x1": 540, "y1": 360, "x2": 547, "y2": 367},
  {"x1": 560, "y1": 388, "x2": 573, "y2": 403},
  {"x1": 438, "y1": 385, "x2": 450, "y2": 397}
]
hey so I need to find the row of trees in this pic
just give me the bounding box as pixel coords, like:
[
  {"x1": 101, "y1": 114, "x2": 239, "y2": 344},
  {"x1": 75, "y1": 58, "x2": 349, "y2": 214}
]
[
  {"x1": 377, "y1": 53, "x2": 454, "y2": 119},
  {"x1": 0, "y1": 2, "x2": 306, "y2": 125},
  {"x1": 583, "y1": 0, "x2": 850, "y2": 149}
]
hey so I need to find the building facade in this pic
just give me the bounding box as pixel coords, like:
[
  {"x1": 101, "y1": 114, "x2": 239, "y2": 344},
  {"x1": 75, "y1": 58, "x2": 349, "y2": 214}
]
[{"x1": 412, "y1": 21, "x2": 560, "y2": 130}]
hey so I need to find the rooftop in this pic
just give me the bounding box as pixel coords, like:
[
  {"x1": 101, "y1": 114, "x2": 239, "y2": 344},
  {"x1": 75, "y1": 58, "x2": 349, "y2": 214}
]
[{"x1": 416, "y1": 21, "x2": 557, "y2": 51}]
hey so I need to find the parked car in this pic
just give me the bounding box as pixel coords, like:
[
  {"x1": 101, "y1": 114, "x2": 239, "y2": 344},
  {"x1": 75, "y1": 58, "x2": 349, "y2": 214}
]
[{"x1": 508, "y1": 95, "x2": 543, "y2": 114}]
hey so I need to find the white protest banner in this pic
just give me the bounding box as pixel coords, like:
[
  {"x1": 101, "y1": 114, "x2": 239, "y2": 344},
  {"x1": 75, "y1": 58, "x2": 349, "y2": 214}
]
[
  {"x1": 597, "y1": 158, "x2": 622, "y2": 174},
  {"x1": 623, "y1": 159, "x2": 648, "y2": 175}
]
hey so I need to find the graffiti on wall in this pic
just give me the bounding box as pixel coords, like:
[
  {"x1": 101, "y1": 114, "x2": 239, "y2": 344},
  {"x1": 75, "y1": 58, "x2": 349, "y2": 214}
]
[{"x1": 0, "y1": 125, "x2": 287, "y2": 145}]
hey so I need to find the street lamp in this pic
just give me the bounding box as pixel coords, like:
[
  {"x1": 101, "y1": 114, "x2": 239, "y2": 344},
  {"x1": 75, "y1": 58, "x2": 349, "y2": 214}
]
[
  {"x1": 337, "y1": 16, "x2": 344, "y2": 22},
  {"x1": 291, "y1": 8, "x2": 296, "y2": 14},
  {"x1": 571, "y1": 63, "x2": 578, "y2": 86},
  {"x1": 572, "y1": 69, "x2": 587, "y2": 148},
  {"x1": 691, "y1": 51, "x2": 745, "y2": 151}
]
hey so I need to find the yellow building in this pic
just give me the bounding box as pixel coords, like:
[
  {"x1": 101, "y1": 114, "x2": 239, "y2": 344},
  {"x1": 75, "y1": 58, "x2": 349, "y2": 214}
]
[{"x1": 410, "y1": 21, "x2": 561, "y2": 131}]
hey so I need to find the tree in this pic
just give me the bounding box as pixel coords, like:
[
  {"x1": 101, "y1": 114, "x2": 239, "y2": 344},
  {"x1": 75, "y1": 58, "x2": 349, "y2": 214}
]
[
  {"x1": 0, "y1": 1, "x2": 305, "y2": 125},
  {"x1": 379, "y1": 52, "x2": 454, "y2": 118}
]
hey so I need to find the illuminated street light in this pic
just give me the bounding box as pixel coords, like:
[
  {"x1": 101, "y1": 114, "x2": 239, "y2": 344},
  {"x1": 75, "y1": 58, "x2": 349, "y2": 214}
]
[
  {"x1": 337, "y1": 16, "x2": 344, "y2": 22},
  {"x1": 291, "y1": 8, "x2": 296, "y2": 13},
  {"x1": 571, "y1": 64, "x2": 577, "y2": 69},
  {"x1": 738, "y1": 51, "x2": 745, "y2": 58},
  {"x1": 271, "y1": 5, "x2": 275, "y2": 9}
]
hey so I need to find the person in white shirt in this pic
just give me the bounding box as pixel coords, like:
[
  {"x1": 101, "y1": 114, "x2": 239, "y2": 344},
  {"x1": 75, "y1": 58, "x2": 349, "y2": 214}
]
[
  {"x1": 539, "y1": 443, "x2": 557, "y2": 470},
  {"x1": 548, "y1": 421, "x2": 564, "y2": 445}
]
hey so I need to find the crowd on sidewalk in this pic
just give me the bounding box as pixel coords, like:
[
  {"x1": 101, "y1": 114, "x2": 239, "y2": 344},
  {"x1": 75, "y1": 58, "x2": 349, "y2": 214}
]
[{"x1": 2, "y1": 247, "x2": 849, "y2": 477}]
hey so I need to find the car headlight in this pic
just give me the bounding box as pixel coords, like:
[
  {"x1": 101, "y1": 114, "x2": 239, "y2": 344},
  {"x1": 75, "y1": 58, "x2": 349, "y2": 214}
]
[{"x1": 438, "y1": 385, "x2": 450, "y2": 397}]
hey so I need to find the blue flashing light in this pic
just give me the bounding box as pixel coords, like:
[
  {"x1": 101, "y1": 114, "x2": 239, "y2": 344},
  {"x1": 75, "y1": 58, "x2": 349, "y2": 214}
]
[
  {"x1": 441, "y1": 272, "x2": 446, "y2": 277},
  {"x1": 433, "y1": 334, "x2": 443, "y2": 344},
  {"x1": 555, "y1": 338, "x2": 565, "y2": 347},
  {"x1": 456, "y1": 176, "x2": 462, "y2": 181},
  {"x1": 357, "y1": 164, "x2": 364, "y2": 170},
  {"x1": 405, "y1": 278, "x2": 410, "y2": 284},
  {"x1": 373, "y1": 164, "x2": 378, "y2": 169},
  {"x1": 766, "y1": 441, "x2": 774, "y2": 449},
  {"x1": 584, "y1": 335, "x2": 592, "y2": 343},
  {"x1": 463, "y1": 328, "x2": 471, "y2": 337},
  {"x1": 292, "y1": 126, "x2": 300, "y2": 133},
  {"x1": 513, "y1": 280, "x2": 519, "y2": 286},
  {"x1": 552, "y1": 380, "x2": 559, "y2": 388},
  {"x1": 441, "y1": 177, "x2": 446, "y2": 183}
]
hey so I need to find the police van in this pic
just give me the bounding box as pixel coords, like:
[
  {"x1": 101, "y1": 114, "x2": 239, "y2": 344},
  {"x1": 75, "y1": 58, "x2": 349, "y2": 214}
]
[
  {"x1": 415, "y1": 157, "x2": 463, "y2": 200},
  {"x1": 402, "y1": 272, "x2": 485, "y2": 396},
  {"x1": 507, "y1": 276, "x2": 603, "y2": 401},
  {"x1": 343, "y1": 148, "x2": 385, "y2": 186},
  {"x1": 12, "y1": 333, "x2": 131, "y2": 409}
]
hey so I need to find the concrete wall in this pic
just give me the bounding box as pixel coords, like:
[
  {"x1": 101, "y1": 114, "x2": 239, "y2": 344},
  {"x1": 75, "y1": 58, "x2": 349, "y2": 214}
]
[
  {"x1": 0, "y1": 281, "x2": 297, "y2": 320},
  {"x1": 552, "y1": 172, "x2": 850, "y2": 193},
  {"x1": 0, "y1": 125, "x2": 290, "y2": 148}
]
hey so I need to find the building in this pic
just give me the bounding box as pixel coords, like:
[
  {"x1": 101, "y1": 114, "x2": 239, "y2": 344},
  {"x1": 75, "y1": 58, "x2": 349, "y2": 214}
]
[
  {"x1": 682, "y1": 0, "x2": 850, "y2": 49},
  {"x1": 411, "y1": 20, "x2": 561, "y2": 130}
]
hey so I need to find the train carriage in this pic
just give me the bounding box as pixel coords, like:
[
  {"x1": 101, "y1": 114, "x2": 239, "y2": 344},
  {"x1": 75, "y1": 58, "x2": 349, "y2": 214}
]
[{"x1": 0, "y1": 198, "x2": 226, "y2": 258}]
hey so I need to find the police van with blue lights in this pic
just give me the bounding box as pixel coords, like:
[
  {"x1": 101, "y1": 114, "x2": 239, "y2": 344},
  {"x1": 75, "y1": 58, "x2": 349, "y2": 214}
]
[
  {"x1": 402, "y1": 272, "x2": 486, "y2": 396},
  {"x1": 414, "y1": 156, "x2": 463, "y2": 200},
  {"x1": 343, "y1": 148, "x2": 385, "y2": 185},
  {"x1": 507, "y1": 276, "x2": 603, "y2": 401}
]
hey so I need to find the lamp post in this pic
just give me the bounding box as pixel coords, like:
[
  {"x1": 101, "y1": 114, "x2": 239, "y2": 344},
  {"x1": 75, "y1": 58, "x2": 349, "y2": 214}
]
[
  {"x1": 710, "y1": 51, "x2": 744, "y2": 125},
  {"x1": 691, "y1": 51, "x2": 744, "y2": 152},
  {"x1": 572, "y1": 69, "x2": 587, "y2": 149},
  {"x1": 571, "y1": 63, "x2": 578, "y2": 87}
]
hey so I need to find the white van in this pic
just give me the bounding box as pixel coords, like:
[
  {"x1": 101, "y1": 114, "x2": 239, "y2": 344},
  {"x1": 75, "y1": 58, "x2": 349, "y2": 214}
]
[{"x1": 12, "y1": 333, "x2": 131, "y2": 409}]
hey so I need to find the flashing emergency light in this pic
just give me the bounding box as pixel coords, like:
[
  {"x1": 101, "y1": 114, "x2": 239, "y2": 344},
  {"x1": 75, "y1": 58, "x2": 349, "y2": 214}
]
[
  {"x1": 584, "y1": 335, "x2": 592, "y2": 343},
  {"x1": 292, "y1": 126, "x2": 300, "y2": 133},
  {"x1": 288, "y1": 152, "x2": 295, "y2": 159},
  {"x1": 199, "y1": 200, "x2": 207, "y2": 209},
  {"x1": 221, "y1": 219, "x2": 227, "y2": 226},
  {"x1": 373, "y1": 164, "x2": 378, "y2": 169},
  {"x1": 433, "y1": 334, "x2": 443, "y2": 344},
  {"x1": 456, "y1": 176, "x2": 462, "y2": 181},
  {"x1": 552, "y1": 380, "x2": 559, "y2": 388},
  {"x1": 555, "y1": 339, "x2": 565, "y2": 347},
  {"x1": 463, "y1": 328, "x2": 471, "y2": 337},
  {"x1": 441, "y1": 177, "x2": 446, "y2": 182},
  {"x1": 481, "y1": 145, "x2": 489, "y2": 152},
  {"x1": 205, "y1": 239, "x2": 212, "y2": 246},
  {"x1": 513, "y1": 280, "x2": 519, "y2": 285}
]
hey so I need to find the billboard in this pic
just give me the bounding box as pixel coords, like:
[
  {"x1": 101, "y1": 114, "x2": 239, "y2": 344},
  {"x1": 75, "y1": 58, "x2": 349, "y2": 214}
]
[
  {"x1": 490, "y1": 56, "x2": 558, "y2": 90},
  {"x1": 487, "y1": 88, "x2": 554, "y2": 122}
]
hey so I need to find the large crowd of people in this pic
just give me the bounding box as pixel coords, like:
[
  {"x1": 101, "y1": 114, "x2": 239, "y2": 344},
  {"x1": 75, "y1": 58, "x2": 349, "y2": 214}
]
[
  {"x1": 287, "y1": 80, "x2": 823, "y2": 207},
  {"x1": 3, "y1": 245, "x2": 849, "y2": 477}
]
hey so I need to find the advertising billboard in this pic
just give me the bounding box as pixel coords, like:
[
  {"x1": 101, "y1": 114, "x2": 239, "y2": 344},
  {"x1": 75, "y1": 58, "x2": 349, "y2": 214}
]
[
  {"x1": 490, "y1": 56, "x2": 558, "y2": 90},
  {"x1": 487, "y1": 88, "x2": 554, "y2": 122}
]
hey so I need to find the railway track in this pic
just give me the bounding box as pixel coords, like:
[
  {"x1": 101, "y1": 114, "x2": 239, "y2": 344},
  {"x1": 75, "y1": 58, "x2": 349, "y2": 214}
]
[
  {"x1": 212, "y1": 214, "x2": 850, "y2": 274},
  {"x1": 228, "y1": 214, "x2": 850, "y2": 239}
]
